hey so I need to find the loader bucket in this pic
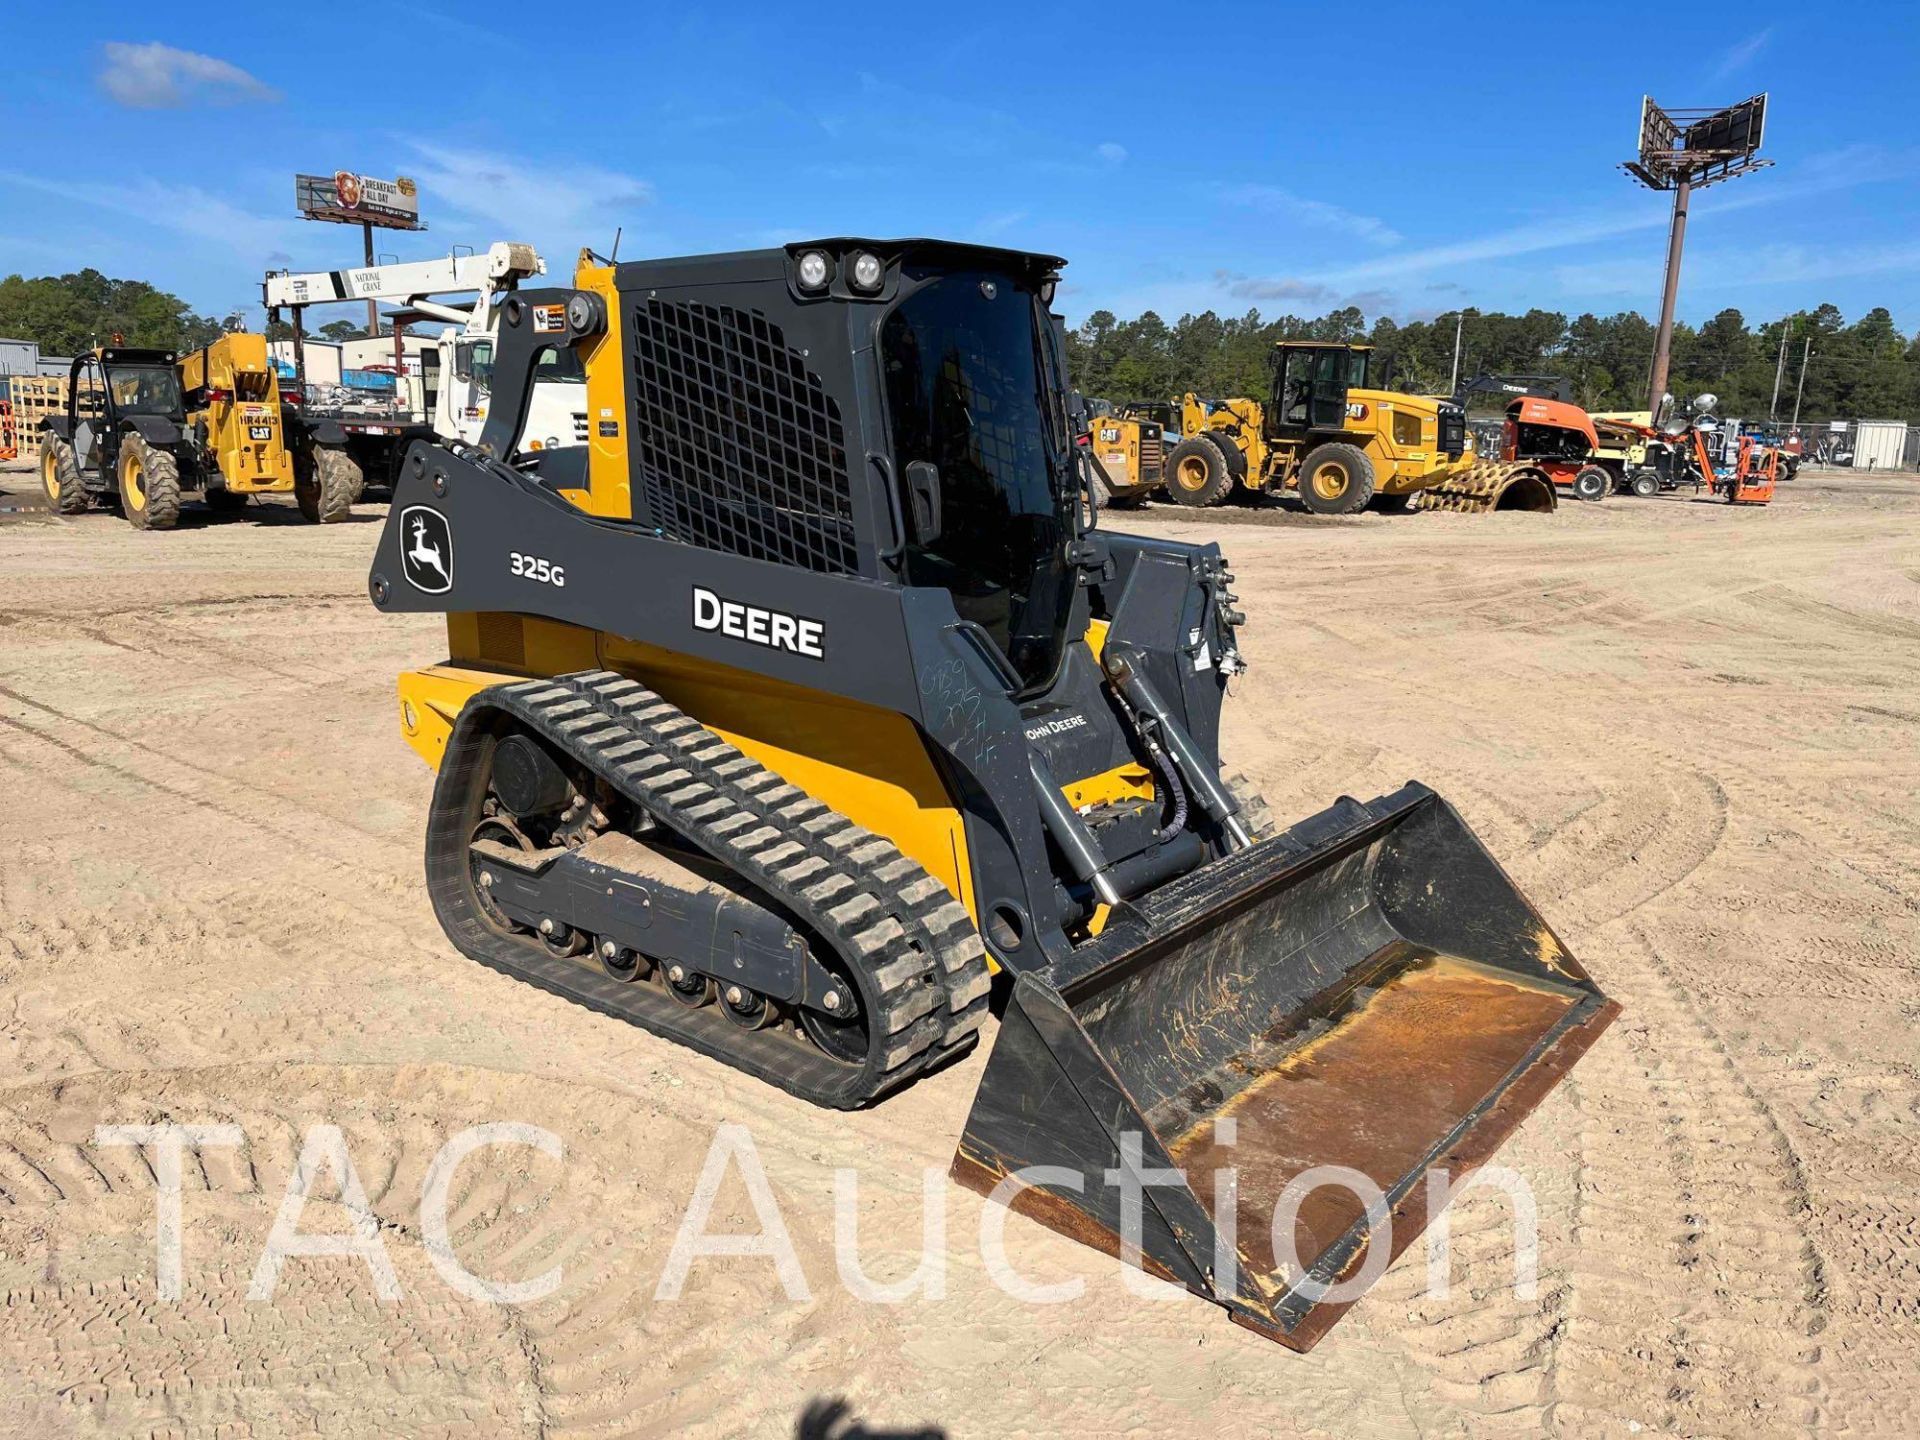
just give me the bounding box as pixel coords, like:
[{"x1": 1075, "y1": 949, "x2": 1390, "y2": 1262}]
[{"x1": 952, "y1": 782, "x2": 1617, "y2": 1351}]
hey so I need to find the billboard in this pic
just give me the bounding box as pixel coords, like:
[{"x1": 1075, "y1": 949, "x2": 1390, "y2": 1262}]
[
  {"x1": 1623, "y1": 95, "x2": 1769, "y2": 190},
  {"x1": 1683, "y1": 95, "x2": 1766, "y2": 158},
  {"x1": 295, "y1": 172, "x2": 426, "y2": 230}
]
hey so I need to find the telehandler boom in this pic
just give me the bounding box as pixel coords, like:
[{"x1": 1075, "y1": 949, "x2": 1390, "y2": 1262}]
[{"x1": 368, "y1": 239, "x2": 1617, "y2": 1349}]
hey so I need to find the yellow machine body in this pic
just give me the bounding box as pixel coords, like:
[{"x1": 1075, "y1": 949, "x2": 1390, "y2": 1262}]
[
  {"x1": 1179, "y1": 342, "x2": 1475, "y2": 500},
  {"x1": 178, "y1": 333, "x2": 295, "y2": 495}
]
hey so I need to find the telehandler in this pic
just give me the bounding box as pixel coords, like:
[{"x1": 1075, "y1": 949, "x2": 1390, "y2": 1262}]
[
  {"x1": 178, "y1": 332, "x2": 361, "y2": 522},
  {"x1": 367, "y1": 239, "x2": 1617, "y2": 1350},
  {"x1": 37, "y1": 347, "x2": 198, "y2": 528},
  {"x1": 1163, "y1": 341, "x2": 1471, "y2": 514}
]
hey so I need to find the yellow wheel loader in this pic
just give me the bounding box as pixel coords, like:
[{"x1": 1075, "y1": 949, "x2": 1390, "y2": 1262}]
[
  {"x1": 1165, "y1": 342, "x2": 1473, "y2": 514},
  {"x1": 367, "y1": 239, "x2": 1617, "y2": 1350},
  {"x1": 178, "y1": 333, "x2": 361, "y2": 522}
]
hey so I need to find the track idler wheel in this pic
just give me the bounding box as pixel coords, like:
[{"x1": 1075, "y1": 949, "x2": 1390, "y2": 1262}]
[
  {"x1": 720, "y1": 984, "x2": 777, "y2": 1031},
  {"x1": 663, "y1": 962, "x2": 715, "y2": 1008},
  {"x1": 596, "y1": 938, "x2": 646, "y2": 983}
]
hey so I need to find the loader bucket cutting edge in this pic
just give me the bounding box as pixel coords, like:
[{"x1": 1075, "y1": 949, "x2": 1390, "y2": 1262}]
[{"x1": 951, "y1": 782, "x2": 1618, "y2": 1351}]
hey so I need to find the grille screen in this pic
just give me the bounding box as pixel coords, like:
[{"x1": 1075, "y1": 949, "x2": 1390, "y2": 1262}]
[{"x1": 629, "y1": 299, "x2": 856, "y2": 574}]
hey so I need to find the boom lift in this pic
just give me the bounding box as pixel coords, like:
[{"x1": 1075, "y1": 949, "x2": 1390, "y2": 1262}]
[{"x1": 366, "y1": 238, "x2": 1617, "y2": 1350}]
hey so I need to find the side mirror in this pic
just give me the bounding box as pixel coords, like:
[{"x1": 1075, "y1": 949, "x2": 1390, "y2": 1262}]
[
  {"x1": 904, "y1": 460, "x2": 943, "y2": 544},
  {"x1": 453, "y1": 345, "x2": 473, "y2": 381}
]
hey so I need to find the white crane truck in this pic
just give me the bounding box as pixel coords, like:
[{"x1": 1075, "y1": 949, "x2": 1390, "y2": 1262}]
[{"x1": 263, "y1": 242, "x2": 587, "y2": 511}]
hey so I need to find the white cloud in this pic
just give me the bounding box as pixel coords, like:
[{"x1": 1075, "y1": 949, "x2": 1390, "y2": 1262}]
[
  {"x1": 1216, "y1": 183, "x2": 1402, "y2": 247},
  {"x1": 1713, "y1": 27, "x2": 1773, "y2": 79},
  {"x1": 1216, "y1": 271, "x2": 1333, "y2": 304},
  {"x1": 403, "y1": 141, "x2": 652, "y2": 233},
  {"x1": 1557, "y1": 238, "x2": 1920, "y2": 296},
  {"x1": 1096, "y1": 142, "x2": 1128, "y2": 166},
  {"x1": 0, "y1": 171, "x2": 300, "y2": 262},
  {"x1": 97, "y1": 42, "x2": 279, "y2": 109}
]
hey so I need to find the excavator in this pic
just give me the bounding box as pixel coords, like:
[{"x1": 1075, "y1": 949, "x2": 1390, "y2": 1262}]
[{"x1": 367, "y1": 238, "x2": 1618, "y2": 1350}]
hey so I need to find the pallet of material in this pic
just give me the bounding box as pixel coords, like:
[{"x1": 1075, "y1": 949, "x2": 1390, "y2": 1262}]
[{"x1": 3, "y1": 375, "x2": 74, "y2": 433}]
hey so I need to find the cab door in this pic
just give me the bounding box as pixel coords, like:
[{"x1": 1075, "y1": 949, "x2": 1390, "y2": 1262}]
[
  {"x1": 1307, "y1": 347, "x2": 1351, "y2": 431},
  {"x1": 71, "y1": 356, "x2": 105, "y2": 473}
]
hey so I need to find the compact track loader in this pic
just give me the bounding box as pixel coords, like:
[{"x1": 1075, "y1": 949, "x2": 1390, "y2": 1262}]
[{"x1": 369, "y1": 239, "x2": 1617, "y2": 1350}]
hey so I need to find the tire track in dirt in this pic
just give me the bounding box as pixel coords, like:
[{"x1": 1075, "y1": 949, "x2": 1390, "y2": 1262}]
[
  {"x1": 1545, "y1": 920, "x2": 1829, "y2": 1437},
  {"x1": 0, "y1": 695, "x2": 416, "y2": 896},
  {"x1": 0, "y1": 1061, "x2": 959, "y2": 1439}
]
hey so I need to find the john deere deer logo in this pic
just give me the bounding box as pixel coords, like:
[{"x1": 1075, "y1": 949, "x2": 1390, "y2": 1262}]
[{"x1": 400, "y1": 506, "x2": 453, "y2": 594}]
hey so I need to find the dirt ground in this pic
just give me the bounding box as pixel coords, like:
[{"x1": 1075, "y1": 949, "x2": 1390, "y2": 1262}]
[{"x1": 0, "y1": 465, "x2": 1916, "y2": 1438}]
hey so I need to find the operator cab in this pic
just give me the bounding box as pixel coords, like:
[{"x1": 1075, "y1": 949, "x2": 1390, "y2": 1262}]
[{"x1": 1271, "y1": 342, "x2": 1369, "y2": 432}]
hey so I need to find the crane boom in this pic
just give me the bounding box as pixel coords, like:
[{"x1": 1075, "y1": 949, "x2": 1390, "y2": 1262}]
[{"x1": 262, "y1": 242, "x2": 543, "y2": 319}]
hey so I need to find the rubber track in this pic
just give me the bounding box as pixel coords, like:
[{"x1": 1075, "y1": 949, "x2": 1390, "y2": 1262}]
[{"x1": 425, "y1": 669, "x2": 991, "y2": 1108}]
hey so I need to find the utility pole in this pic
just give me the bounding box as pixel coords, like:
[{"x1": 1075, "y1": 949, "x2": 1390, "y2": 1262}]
[
  {"x1": 1448, "y1": 311, "x2": 1465, "y2": 395},
  {"x1": 1768, "y1": 325, "x2": 1789, "y2": 420},
  {"x1": 1789, "y1": 336, "x2": 1812, "y2": 429}
]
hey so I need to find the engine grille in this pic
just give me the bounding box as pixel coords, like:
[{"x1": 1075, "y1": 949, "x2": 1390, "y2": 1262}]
[
  {"x1": 628, "y1": 299, "x2": 856, "y2": 574},
  {"x1": 1139, "y1": 432, "x2": 1164, "y2": 485},
  {"x1": 572, "y1": 411, "x2": 589, "y2": 442}
]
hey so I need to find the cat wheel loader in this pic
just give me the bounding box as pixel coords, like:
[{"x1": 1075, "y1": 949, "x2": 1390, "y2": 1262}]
[
  {"x1": 368, "y1": 239, "x2": 1617, "y2": 1350},
  {"x1": 1164, "y1": 342, "x2": 1471, "y2": 514}
]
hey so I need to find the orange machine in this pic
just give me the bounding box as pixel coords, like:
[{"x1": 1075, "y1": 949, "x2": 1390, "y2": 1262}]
[
  {"x1": 1501, "y1": 396, "x2": 1613, "y2": 502},
  {"x1": 1689, "y1": 428, "x2": 1777, "y2": 505}
]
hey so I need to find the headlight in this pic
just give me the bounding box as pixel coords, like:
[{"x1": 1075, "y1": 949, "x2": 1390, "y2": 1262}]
[
  {"x1": 545, "y1": 435, "x2": 560, "y2": 449},
  {"x1": 849, "y1": 252, "x2": 884, "y2": 292},
  {"x1": 1040, "y1": 275, "x2": 1059, "y2": 305},
  {"x1": 796, "y1": 250, "x2": 831, "y2": 291}
]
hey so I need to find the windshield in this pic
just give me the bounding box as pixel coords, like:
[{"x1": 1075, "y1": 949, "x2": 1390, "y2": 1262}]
[
  {"x1": 882, "y1": 272, "x2": 1075, "y2": 694},
  {"x1": 106, "y1": 365, "x2": 182, "y2": 417},
  {"x1": 534, "y1": 345, "x2": 586, "y2": 384}
]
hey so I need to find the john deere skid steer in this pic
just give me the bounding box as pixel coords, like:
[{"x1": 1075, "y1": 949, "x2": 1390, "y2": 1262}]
[{"x1": 368, "y1": 239, "x2": 1617, "y2": 1350}]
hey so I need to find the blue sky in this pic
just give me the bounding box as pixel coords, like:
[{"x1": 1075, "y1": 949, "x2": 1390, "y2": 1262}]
[{"x1": 4, "y1": 1, "x2": 1918, "y2": 333}]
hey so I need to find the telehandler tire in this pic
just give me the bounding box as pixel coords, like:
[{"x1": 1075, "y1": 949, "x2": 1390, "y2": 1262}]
[
  {"x1": 1165, "y1": 436, "x2": 1236, "y2": 507},
  {"x1": 40, "y1": 436, "x2": 89, "y2": 515},
  {"x1": 119, "y1": 435, "x2": 181, "y2": 531},
  {"x1": 1297, "y1": 442, "x2": 1376, "y2": 514},
  {"x1": 1571, "y1": 465, "x2": 1610, "y2": 502},
  {"x1": 296, "y1": 443, "x2": 364, "y2": 523}
]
